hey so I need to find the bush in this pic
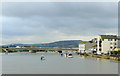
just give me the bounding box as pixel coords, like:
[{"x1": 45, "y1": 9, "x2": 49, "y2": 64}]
[{"x1": 84, "y1": 52, "x2": 88, "y2": 56}]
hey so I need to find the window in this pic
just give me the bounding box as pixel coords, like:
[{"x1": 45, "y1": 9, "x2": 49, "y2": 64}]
[
  {"x1": 115, "y1": 39, "x2": 117, "y2": 41},
  {"x1": 110, "y1": 43, "x2": 112, "y2": 45},
  {"x1": 108, "y1": 39, "x2": 113, "y2": 41},
  {"x1": 100, "y1": 39, "x2": 102, "y2": 42},
  {"x1": 110, "y1": 47, "x2": 112, "y2": 49},
  {"x1": 114, "y1": 43, "x2": 117, "y2": 45},
  {"x1": 111, "y1": 39, "x2": 112, "y2": 41}
]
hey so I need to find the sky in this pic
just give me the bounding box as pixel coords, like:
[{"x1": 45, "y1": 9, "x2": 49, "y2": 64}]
[{"x1": 1, "y1": 2, "x2": 118, "y2": 44}]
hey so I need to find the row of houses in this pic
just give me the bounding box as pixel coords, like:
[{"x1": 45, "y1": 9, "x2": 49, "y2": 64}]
[{"x1": 78, "y1": 35, "x2": 120, "y2": 55}]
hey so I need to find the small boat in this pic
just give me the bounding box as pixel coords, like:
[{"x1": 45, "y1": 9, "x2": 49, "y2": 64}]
[
  {"x1": 65, "y1": 53, "x2": 68, "y2": 57},
  {"x1": 41, "y1": 57, "x2": 45, "y2": 60},
  {"x1": 41, "y1": 58, "x2": 45, "y2": 60},
  {"x1": 61, "y1": 53, "x2": 63, "y2": 56},
  {"x1": 41, "y1": 55, "x2": 45, "y2": 60},
  {"x1": 67, "y1": 54, "x2": 73, "y2": 58}
]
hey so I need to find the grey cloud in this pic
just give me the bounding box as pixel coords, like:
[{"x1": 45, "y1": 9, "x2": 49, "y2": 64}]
[
  {"x1": 2, "y1": 2, "x2": 117, "y2": 18},
  {"x1": 2, "y1": 2, "x2": 118, "y2": 44}
]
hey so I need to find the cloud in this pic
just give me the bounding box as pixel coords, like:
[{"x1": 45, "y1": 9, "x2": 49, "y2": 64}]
[
  {"x1": 2, "y1": 2, "x2": 118, "y2": 44},
  {"x1": 2, "y1": 2, "x2": 117, "y2": 18}
]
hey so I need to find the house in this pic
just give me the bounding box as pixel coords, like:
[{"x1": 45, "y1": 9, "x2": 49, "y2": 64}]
[
  {"x1": 97, "y1": 35, "x2": 120, "y2": 54},
  {"x1": 78, "y1": 39, "x2": 97, "y2": 53},
  {"x1": 78, "y1": 42, "x2": 87, "y2": 53},
  {"x1": 90, "y1": 44, "x2": 97, "y2": 54},
  {"x1": 109, "y1": 48, "x2": 120, "y2": 56}
]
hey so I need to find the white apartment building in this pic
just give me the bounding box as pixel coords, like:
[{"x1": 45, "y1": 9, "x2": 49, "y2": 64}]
[
  {"x1": 97, "y1": 35, "x2": 120, "y2": 54},
  {"x1": 78, "y1": 38, "x2": 97, "y2": 53}
]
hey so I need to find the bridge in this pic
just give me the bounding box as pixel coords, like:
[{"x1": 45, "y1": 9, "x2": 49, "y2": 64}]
[{"x1": 2, "y1": 47, "x2": 79, "y2": 53}]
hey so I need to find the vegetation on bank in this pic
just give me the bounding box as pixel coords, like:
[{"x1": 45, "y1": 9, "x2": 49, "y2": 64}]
[
  {"x1": 0, "y1": 49, "x2": 6, "y2": 53},
  {"x1": 0, "y1": 49, "x2": 2, "y2": 53},
  {"x1": 1, "y1": 48, "x2": 120, "y2": 61}
]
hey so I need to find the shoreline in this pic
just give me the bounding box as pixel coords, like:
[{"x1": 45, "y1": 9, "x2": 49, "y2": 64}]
[
  {"x1": 0, "y1": 51, "x2": 120, "y2": 61},
  {"x1": 78, "y1": 53, "x2": 120, "y2": 61}
]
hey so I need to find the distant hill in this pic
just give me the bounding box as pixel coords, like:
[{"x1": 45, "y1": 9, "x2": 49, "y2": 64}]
[
  {"x1": 3, "y1": 40, "x2": 83, "y2": 48},
  {"x1": 33, "y1": 40, "x2": 83, "y2": 48}
]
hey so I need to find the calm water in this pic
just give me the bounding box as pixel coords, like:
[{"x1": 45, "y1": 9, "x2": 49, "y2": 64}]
[{"x1": 0, "y1": 52, "x2": 119, "y2": 74}]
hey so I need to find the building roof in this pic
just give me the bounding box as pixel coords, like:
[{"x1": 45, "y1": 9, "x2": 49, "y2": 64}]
[
  {"x1": 79, "y1": 40, "x2": 95, "y2": 44},
  {"x1": 114, "y1": 48, "x2": 120, "y2": 51},
  {"x1": 92, "y1": 45, "x2": 97, "y2": 47},
  {"x1": 100, "y1": 35, "x2": 118, "y2": 39},
  {"x1": 79, "y1": 42, "x2": 88, "y2": 44}
]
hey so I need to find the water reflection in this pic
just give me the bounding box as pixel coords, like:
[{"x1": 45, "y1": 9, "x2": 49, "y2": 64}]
[{"x1": 1, "y1": 52, "x2": 119, "y2": 74}]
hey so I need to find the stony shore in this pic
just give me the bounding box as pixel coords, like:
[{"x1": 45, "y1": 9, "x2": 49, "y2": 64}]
[
  {"x1": 0, "y1": 48, "x2": 120, "y2": 61},
  {"x1": 79, "y1": 53, "x2": 120, "y2": 61}
]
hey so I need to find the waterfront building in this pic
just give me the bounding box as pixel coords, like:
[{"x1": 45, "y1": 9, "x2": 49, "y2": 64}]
[
  {"x1": 78, "y1": 39, "x2": 97, "y2": 53},
  {"x1": 89, "y1": 44, "x2": 97, "y2": 54},
  {"x1": 97, "y1": 35, "x2": 120, "y2": 54}
]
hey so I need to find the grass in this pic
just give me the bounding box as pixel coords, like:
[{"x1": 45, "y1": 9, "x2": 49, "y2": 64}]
[
  {"x1": 0, "y1": 48, "x2": 2, "y2": 53},
  {"x1": 79, "y1": 42, "x2": 87, "y2": 44},
  {"x1": 0, "y1": 48, "x2": 5, "y2": 53}
]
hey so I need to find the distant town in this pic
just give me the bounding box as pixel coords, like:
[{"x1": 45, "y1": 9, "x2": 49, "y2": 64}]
[{"x1": 1, "y1": 35, "x2": 120, "y2": 61}]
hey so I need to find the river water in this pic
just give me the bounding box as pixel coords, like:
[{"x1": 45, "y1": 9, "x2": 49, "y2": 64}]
[{"x1": 0, "y1": 52, "x2": 119, "y2": 74}]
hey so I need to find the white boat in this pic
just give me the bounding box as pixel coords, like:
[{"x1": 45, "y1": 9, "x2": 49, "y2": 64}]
[
  {"x1": 65, "y1": 53, "x2": 73, "y2": 58},
  {"x1": 68, "y1": 53, "x2": 73, "y2": 58},
  {"x1": 67, "y1": 55, "x2": 73, "y2": 58}
]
